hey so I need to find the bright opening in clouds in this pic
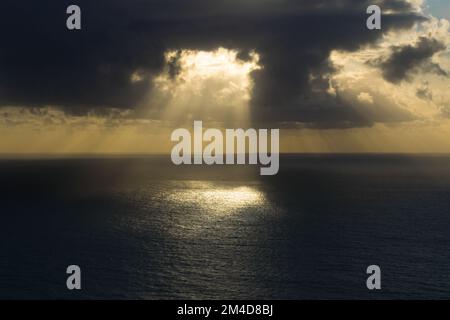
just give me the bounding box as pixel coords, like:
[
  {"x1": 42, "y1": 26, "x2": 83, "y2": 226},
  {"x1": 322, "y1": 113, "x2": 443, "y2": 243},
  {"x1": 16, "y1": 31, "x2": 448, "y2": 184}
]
[{"x1": 144, "y1": 48, "x2": 261, "y2": 124}]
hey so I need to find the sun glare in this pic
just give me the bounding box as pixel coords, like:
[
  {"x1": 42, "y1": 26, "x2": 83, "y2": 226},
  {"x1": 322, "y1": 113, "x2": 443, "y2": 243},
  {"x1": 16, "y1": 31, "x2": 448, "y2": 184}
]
[{"x1": 169, "y1": 48, "x2": 260, "y2": 78}]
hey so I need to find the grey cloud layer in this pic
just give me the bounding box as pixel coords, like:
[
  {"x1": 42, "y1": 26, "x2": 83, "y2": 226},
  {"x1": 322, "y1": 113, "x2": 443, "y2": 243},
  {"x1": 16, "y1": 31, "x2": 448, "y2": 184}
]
[
  {"x1": 380, "y1": 37, "x2": 447, "y2": 83},
  {"x1": 0, "y1": 0, "x2": 426, "y2": 127}
]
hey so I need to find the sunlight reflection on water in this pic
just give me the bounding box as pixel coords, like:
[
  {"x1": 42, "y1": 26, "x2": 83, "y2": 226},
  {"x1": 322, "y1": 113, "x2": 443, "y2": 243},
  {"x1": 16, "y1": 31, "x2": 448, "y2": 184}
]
[{"x1": 165, "y1": 181, "x2": 266, "y2": 216}]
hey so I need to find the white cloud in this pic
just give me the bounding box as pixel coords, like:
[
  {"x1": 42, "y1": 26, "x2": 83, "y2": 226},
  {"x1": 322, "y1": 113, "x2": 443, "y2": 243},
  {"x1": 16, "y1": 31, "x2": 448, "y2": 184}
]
[
  {"x1": 329, "y1": 14, "x2": 450, "y2": 123},
  {"x1": 357, "y1": 92, "x2": 374, "y2": 104}
]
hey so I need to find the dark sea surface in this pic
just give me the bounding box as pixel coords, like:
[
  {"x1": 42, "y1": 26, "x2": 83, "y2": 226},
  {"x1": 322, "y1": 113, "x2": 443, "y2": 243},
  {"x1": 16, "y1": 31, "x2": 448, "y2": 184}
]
[{"x1": 1, "y1": 154, "x2": 450, "y2": 299}]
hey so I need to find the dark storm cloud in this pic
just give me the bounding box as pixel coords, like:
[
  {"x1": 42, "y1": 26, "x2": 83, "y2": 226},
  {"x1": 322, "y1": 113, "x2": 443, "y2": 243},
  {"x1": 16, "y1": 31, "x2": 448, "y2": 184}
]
[
  {"x1": 379, "y1": 36, "x2": 447, "y2": 83},
  {"x1": 0, "y1": 0, "x2": 424, "y2": 127}
]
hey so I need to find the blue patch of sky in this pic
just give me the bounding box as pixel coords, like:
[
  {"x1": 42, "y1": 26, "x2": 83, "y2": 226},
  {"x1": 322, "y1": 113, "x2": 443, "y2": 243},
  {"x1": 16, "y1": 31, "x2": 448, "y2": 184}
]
[{"x1": 424, "y1": 0, "x2": 450, "y2": 20}]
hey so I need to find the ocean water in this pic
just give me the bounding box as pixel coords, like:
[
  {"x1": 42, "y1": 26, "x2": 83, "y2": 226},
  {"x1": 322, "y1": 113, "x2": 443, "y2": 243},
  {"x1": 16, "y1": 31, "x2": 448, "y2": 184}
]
[{"x1": 0, "y1": 154, "x2": 450, "y2": 299}]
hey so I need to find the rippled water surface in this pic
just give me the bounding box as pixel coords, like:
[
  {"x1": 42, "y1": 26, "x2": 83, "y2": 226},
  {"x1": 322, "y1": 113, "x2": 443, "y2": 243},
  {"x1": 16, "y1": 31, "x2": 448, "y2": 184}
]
[{"x1": 1, "y1": 155, "x2": 450, "y2": 299}]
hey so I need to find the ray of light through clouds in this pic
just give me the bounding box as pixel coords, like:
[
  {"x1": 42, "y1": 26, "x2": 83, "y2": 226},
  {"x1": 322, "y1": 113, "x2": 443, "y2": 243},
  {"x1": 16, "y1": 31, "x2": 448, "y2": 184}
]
[
  {"x1": 0, "y1": 48, "x2": 262, "y2": 154},
  {"x1": 0, "y1": 0, "x2": 450, "y2": 153},
  {"x1": 142, "y1": 48, "x2": 261, "y2": 125}
]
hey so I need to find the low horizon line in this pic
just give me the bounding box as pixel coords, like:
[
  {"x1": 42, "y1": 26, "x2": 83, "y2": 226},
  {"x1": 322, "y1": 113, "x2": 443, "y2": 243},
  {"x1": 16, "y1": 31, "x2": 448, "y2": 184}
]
[{"x1": 2, "y1": 151, "x2": 450, "y2": 159}]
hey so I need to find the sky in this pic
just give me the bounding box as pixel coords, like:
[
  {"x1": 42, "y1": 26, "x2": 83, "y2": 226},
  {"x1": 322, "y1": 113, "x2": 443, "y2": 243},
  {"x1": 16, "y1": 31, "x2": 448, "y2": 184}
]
[
  {"x1": 426, "y1": 0, "x2": 450, "y2": 19},
  {"x1": 0, "y1": 0, "x2": 449, "y2": 154}
]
